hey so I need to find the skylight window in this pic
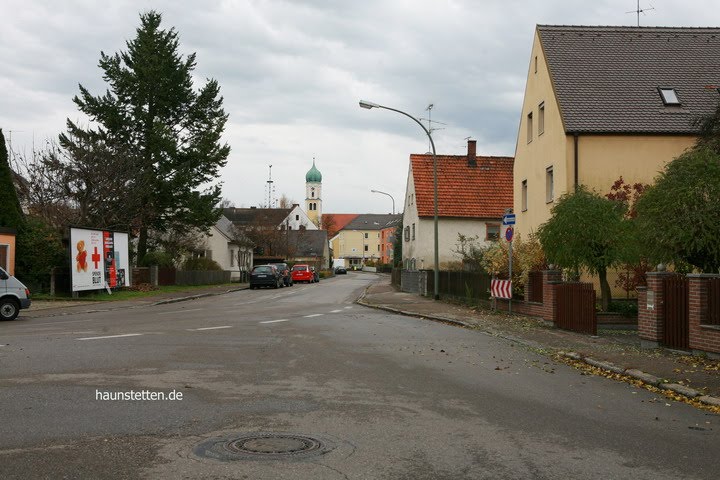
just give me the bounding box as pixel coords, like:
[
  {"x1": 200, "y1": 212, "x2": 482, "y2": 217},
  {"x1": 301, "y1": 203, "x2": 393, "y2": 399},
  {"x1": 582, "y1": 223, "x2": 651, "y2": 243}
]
[{"x1": 659, "y1": 88, "x2": 680, "y2": 105}]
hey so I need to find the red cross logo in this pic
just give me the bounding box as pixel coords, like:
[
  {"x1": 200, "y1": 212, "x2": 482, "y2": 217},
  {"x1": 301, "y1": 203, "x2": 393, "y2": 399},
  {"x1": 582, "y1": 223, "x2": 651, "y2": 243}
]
[{"x1": 92, "y1": 247, "x2": 101, "y2": 269}]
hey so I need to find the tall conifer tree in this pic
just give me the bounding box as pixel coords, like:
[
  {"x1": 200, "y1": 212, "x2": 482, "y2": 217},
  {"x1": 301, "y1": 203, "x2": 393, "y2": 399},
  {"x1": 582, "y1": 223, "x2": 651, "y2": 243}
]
[
  {"x1": 0, "y1": 129, "x2": 25, "y2": 228},
  {"x1": 61, "y1": 11, "x2": 230, "y2": 260}
]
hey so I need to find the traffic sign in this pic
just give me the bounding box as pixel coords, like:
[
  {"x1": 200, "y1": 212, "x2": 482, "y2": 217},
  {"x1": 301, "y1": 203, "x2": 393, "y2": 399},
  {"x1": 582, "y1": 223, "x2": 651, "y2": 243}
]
[
  {"x1": 502, "y1": 214, "x2": 516, "y2": 225},
  {"x1": 505, "y1": 226, "x2": 514, "y2": 242},
  {"x1": 491, "y1": 279, "x2": 512, "y2": 299}
]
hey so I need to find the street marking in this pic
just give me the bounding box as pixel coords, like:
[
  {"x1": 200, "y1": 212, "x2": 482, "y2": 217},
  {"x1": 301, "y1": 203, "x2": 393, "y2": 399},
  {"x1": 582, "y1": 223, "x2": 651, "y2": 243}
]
[
  {"x1": 304, "y1": 314, "x2": 324, "y2": 318},
  {"x1": 77, "y1": 333, "x2": 143, "y2": 341},
  {"x1": 330, "y1": 309, "x2": 343, "y2": 313},
  {"x1": 344, "y1": 306, "x2": 353, "y2": 309},
  {"x1": 189, "y1": 326, "x2": 233, "y2": 331},
  {"x1": 260, "y1": 319, "x2": 289, "y2": 324},
  {"x1": 158, "y1": 308, "x2": 202, "y2": 315}
]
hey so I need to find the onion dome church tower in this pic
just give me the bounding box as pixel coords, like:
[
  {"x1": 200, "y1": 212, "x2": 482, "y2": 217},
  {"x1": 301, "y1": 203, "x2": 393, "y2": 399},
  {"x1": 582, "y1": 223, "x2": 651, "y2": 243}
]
[{"x1": 305, "y1": 159, "x2": 322, "y2": 227}]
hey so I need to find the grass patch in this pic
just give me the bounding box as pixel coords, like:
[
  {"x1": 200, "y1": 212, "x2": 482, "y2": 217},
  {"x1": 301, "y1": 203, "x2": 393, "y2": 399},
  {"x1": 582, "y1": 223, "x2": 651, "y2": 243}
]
[{"x1": 33, "y1": 283, "x2": 239, "y2": 302}]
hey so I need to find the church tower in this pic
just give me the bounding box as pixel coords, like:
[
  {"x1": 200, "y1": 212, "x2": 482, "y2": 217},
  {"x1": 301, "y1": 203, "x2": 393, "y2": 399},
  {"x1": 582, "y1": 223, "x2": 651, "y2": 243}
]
[{"x1": 305, "y1": 159, "x2": 322, "y2": 227}]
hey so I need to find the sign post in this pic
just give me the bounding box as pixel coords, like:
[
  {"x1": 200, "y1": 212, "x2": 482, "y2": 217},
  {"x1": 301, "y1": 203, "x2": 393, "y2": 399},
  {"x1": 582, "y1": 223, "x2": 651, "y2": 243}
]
[{"x1": 503, "y1": 211, "x2": 515, "y2": 314}]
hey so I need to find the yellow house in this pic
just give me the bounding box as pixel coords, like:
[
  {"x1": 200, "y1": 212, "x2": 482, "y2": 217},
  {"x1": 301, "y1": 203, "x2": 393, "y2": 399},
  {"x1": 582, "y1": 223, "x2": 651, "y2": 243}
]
[
  {"x1": 514, "y1": 25, "x2": 720, "y2": 240},
  {"x1": 0, "y1": 227, "x2": 17, "y2": 275}
]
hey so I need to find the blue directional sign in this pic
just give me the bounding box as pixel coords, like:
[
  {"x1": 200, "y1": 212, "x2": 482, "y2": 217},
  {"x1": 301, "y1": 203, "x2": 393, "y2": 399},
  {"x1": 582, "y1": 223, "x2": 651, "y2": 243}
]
[{"x1": 502, "y1": 214, "x2": 516, "y2": 226}]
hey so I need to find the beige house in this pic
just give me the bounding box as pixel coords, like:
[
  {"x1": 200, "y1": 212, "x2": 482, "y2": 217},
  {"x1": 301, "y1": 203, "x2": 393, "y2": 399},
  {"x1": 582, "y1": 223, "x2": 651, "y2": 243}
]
[
  {"x1": 514, "y1": 25, "x2": 720, "y2": 240},
  {"x1": 330, "y1": 214, "x2": 401, "y2": 270},
  {"x1": 402, "y1": 140, "x2": 513, "y2": 270}
]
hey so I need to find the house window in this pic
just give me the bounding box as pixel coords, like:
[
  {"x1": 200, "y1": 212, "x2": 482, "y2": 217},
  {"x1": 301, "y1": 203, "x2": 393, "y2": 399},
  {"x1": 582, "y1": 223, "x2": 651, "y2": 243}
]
[
  {"x1": 538, "y1": 102, "x2": 545, "y2": 135},
  {"x1": 230, "y1": 250, "x2": 235, "y2": 267},
  {"x1": 404, "y1": 226, "x2": 410, "y2": 241},
  {"x1": 295, "y1": 215, "x2": 299, "y2": 221},
  {"x1": 377, "y1": 245, "x2": 380, "y2": 252},
  {"x1": 534, "y1": 55, "x2": 538, "y2": 74},
  {"x1": 412, "y1": 223, "x2": 415, "y2": 240},
  {"x1": 486, "y1": 224, "x2": 500, "y2": 241},
  {"x1": 364, "y1": 245, "x2": 369, "y2": 252},
  {"x1": 522, "y1": 180, "x2": 528, "y2": 212},
  {"x1": 659, "y1": 87, "x2": 680, "y2": 105},
  {"x1": 527, "y1": 112, "x2": 533, "y2": 143},
  {"x1": 364, "y1": 233, "x2": 368, "y2": 239},
  {"x1": 546, "y1": 166, "x2": 554, "y2": 203}
]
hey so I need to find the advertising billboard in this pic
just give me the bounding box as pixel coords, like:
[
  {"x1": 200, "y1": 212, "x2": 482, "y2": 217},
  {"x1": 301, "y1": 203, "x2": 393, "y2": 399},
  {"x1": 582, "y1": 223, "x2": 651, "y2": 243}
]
[{"x1": 70, "y1": 228, "x2": 130, "y2": 292}]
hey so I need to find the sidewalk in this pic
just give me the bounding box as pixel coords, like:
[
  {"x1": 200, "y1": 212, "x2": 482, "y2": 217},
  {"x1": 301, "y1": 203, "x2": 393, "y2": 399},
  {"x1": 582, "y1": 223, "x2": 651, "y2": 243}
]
[
  {"x1": 359, "y1": 276, "x2": 720, "y2": 411},
  {"x1": 21, "y1": 284, "x2": 248, "y2": 319}
]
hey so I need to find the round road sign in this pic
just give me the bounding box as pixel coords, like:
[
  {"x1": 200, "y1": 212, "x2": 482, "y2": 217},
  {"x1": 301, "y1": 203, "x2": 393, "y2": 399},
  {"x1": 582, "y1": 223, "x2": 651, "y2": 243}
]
[{"x1": 505, "y1": 226, "x2": 514, "y2": 242}]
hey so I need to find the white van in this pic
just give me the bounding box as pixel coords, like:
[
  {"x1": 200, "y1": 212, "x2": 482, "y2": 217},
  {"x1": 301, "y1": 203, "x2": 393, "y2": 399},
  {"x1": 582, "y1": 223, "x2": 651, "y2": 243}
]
[{"x1": 0, "y1": 267, "x2": 31, "y2": 321}]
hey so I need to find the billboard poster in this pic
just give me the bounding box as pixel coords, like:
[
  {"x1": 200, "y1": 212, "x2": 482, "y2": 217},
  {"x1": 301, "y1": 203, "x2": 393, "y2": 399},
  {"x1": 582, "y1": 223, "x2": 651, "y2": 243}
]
[{"x1": 71, "y1": 228, "x2": 130, "y2": 292}]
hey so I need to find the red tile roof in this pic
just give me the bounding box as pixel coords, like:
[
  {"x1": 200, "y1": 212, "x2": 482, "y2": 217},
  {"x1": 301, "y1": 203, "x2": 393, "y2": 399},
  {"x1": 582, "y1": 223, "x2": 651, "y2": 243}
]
[
  {"x1": 323, "y1": 213, "x2": 359, "y2": 237},
  {"x1": 410, "y1": 154, "x2": 514, "y2": 219}
]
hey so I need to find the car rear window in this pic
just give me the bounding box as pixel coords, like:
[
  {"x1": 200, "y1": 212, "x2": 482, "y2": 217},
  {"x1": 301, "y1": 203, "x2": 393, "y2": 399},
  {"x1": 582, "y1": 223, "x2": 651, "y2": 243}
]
[
  {"x1": 292, "y1": 265, "x2": 307, "y2": 271},
  {"x1": 253, "y1": 266, "x2": 272, "y2": 273}
]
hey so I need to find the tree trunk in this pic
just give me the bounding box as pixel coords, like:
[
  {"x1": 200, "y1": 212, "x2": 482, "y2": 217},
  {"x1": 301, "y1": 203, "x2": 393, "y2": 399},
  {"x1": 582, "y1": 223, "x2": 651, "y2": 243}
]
[
  {"x1": 598, "y1": 267, "x2": 612, "y2": 312},
  {"x1": 137, "y1": 226, "x2": 148, "y2": 265}
]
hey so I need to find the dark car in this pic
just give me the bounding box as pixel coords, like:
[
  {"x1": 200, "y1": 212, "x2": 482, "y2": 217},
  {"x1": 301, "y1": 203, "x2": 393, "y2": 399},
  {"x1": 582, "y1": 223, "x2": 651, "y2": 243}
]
[
  {"x1": 249, "y1": 265, "x2": 283, "y2": 289},
  {"x1": 268, "y1": 262, "x2": 293, "y2": 287},
  {"x1": 334, "y1": 266, "x2": 347, "y2": 275}
]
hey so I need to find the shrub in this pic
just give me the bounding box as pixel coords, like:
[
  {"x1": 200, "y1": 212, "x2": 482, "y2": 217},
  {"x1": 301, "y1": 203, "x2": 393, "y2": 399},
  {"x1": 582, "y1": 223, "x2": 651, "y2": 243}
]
[
  {"x1": 140, "y1": 251, "x2": 175, "y2": 268},
  {"x1": 182, "y1": 257, "x2": 222, "y2": 271}
]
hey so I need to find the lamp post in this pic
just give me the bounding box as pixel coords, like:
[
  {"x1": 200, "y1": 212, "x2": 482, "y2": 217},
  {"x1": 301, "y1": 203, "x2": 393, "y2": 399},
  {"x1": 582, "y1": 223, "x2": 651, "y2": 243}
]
[
  {"x1": 359, "y1": 100, "x2": 439, "y2": 300},
  {"x1": 370, "y1": 189, "x2": 396, "y2": 215}
]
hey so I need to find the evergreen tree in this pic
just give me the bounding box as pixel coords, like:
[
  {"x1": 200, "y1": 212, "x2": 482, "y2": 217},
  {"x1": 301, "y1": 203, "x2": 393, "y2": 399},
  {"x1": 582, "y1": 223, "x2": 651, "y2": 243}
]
[
  {"x1": 0, "y1": 129, "x2": 25, "y2": 228},
  {"x1": 60, "y1": 11, "x2": 230, "y2": 260}
]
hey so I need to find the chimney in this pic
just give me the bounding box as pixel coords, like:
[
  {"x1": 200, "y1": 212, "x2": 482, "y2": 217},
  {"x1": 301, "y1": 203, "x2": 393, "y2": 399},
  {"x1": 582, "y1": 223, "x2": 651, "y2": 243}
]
[{"x1": 467, "y1": 139, "x2": 477, "y2": 167}]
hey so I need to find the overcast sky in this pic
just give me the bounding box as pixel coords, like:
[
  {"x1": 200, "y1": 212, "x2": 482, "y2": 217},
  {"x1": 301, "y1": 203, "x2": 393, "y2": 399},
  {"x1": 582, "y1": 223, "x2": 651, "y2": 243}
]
[{"x1": 2, "y1": 1, "x2": 718, "y2": 215}]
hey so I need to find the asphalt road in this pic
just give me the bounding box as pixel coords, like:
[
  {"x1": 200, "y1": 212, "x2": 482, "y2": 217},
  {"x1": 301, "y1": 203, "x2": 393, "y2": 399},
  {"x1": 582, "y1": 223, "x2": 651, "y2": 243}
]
[{"x1": 0, "y1": 273, "x2": 717, "y2": 479}]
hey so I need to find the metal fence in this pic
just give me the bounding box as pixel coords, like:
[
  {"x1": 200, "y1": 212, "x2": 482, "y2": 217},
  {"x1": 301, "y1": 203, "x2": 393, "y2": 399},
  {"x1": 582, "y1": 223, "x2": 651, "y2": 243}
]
[
  {"x1": 663, "y1": 275, "x2": 689, "y2": 349},
  {"x1": 555, "y1": 282, "x2": 597, "y2": 335},
  {"x1": 527, "y1": 271, "x2": 544, "y2": 303},
  {"x1": 706, "y1": 277, "x2": 720, "y2": 326},
  {"x1": 424, "y1": 270, "x2": 492, "y2": 301},
  {"x1": 176, "y1": 270, "x2": 231, "y2": 285}
]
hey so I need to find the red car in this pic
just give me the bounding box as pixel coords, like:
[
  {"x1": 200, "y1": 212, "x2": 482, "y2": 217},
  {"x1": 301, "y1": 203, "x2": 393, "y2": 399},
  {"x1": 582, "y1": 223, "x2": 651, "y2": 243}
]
[{"x1": 291, "y1": 264, "x2": 316, "y2": 283}]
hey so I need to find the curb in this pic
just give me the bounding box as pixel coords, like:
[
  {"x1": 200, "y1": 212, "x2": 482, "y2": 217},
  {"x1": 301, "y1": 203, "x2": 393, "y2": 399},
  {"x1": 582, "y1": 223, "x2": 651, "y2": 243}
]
[
  {"x1": 357, "y1": 290, "x2": 720, "y2": 409},
  {"x1": 151, "y1": 286, "x2": 247, "y2": 306},
  {"x1": 557, "y1": 351, "x2": 720, "y2": 407}
]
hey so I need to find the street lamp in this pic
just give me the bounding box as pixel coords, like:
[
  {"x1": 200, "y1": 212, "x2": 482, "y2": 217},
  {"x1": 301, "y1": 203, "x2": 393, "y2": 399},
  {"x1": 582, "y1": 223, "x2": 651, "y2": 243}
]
[
  {"x1": 370, "y1": 189, "x2": 396, "y2": 215},
  {"x1": 359, "y1": 99, "x2": 439, "y2": 300}
]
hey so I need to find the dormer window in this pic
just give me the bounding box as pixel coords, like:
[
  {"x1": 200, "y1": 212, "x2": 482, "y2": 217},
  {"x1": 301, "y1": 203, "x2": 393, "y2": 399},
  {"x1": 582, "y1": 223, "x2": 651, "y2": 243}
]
[{"x1": 659, "y1": 88, "x2": 680, "y2": 105}]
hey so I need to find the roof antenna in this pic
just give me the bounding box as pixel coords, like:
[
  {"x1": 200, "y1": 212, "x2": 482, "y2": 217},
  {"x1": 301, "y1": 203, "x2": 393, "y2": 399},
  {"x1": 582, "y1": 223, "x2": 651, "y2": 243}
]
[
  {"x1": 626, "y1": 0, "x2": 654, "y2": 27},
  {"x1": 419, "y1": 103, "x2": 447, "y2": 153}
]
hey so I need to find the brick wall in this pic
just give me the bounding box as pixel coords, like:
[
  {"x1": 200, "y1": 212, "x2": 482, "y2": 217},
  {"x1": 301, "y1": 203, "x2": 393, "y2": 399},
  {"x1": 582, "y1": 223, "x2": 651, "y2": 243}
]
[
  {"x1": 688, "y1": 274, "x2": 720, "y2": 354},
  {"x1": 542, "y1": 270, "x2": 562, "y2": 323},
  {"x1": 494, "y1": 299, "x2": 544, "y2": 317},
  {"x1": 637, "y1": 272, "x2": 672, "y2": 344}
]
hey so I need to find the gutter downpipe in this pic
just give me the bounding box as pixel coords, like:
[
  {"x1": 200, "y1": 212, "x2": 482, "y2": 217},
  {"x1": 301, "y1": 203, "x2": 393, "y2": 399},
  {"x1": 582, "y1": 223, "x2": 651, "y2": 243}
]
[{"x1": 573, "y1": 133, "x2": 579, "y2": 192}]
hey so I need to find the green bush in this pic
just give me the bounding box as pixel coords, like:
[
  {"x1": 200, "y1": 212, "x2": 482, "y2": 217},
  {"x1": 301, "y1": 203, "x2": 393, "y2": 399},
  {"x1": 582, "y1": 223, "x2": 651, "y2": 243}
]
[
  {"x1": 607, "y1": 300, "x2": 638, "y2": 317},
  {"x1": 140, "y1": 251, "x2": 175, "y2": 268},
  {"x1": 182, "y1": 257, "x2": 222, "y2": 271}
]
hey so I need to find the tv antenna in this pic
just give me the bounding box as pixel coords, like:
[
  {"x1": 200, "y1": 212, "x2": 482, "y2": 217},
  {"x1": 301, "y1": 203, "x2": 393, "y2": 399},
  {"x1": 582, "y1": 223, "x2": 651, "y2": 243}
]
[
  {"x1": 265, "y1": 164, "x2": 276, "y2": 208},
  {"x1": 419, "y1": 104, "x2": 447, "y2": 152},
  {"x1": 626, "y1": 1, "x2": 654, "y2": 27}
]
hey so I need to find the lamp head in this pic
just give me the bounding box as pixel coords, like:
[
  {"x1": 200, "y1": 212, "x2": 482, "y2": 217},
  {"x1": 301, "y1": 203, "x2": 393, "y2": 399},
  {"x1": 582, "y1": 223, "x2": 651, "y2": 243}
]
[{"x1": 359, "y1": 100, "x2": 380, "y2": 109}]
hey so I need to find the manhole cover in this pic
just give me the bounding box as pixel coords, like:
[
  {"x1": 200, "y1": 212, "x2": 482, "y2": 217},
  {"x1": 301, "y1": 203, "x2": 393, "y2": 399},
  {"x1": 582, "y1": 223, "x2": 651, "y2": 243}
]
[
  {"x1": 226, "y1": 434, "x2": 321, "y2": 455},
  {"x1": 194, "y1": 432, "x2": 333, "y2": 461}
]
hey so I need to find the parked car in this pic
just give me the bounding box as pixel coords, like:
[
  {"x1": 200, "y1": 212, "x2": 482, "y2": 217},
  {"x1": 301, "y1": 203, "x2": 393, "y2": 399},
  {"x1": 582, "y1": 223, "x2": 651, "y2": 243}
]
[
  {"x1": 250, "y1": 265, "x2": 283, "y2": 289},
  {"x1": 0, "y1": 267, "x2": 31, "y2": 321},
  {"x1": 268, "y1": 262, "x2": 293, "y2": 287},
  {"x1": 334, "y1": 266, "x2": 347, "y2": 275},
  {"x1": 291, "y1": 264, "x2": 315, "y2": 283}
]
